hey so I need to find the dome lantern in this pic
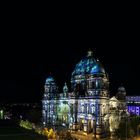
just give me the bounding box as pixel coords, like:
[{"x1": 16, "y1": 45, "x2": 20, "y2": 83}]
[{"x1": 87, "y1": 49, "x2": 93, "y2": 57}]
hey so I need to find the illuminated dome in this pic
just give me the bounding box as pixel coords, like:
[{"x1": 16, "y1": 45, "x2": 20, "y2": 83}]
[
  {"x1": 45, "y1": 76, "x2": 55, "y2": 83},
  {"x1": 71, "y1": 49, "x2": 109, "y2": 94},
  {"x1": 72, "y1": 50, "x2": 105, "y2": 77},
  {"x1": 44, "y1": 76, "x2": 57, "y2": 98}
]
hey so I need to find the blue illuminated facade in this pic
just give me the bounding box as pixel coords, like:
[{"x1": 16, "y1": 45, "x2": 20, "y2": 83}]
[
  {"x1": 42, "y1": 50, "x2": 128, "y2": 138},
  {"x1": 126, "y1": 96, "x2": 140, "y2": 116}
]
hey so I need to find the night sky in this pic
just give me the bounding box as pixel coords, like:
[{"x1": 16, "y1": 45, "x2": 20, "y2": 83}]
[{"x1": 0, "y1": 11, "x2": 139, "y2": 103}]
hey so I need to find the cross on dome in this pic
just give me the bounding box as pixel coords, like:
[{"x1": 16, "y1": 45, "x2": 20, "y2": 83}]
[{"x1": 87, "y1": 49, "x2": 93, "y2": 57}]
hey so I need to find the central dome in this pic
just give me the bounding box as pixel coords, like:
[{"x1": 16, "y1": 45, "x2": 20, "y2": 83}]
[
  {"x1": 72, "y1": 50, "x2": 105, "y2": 77},
  {"x1": 71, "y1": 49, "x2": 109, "y2": 96}
]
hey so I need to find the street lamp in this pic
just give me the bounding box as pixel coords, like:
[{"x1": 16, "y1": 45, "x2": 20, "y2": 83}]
[{"x1": 0, "y1": 110, "x2": 4, "y2": 119}]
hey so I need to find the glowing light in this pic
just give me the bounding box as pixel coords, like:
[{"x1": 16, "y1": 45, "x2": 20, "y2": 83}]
[{"x1": 0, "y1": 110, "x2": 3, "y2": 119}]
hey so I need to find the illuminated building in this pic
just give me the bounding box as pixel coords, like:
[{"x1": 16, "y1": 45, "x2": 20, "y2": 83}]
[
  {"x1": 42, "y1": 50, "x2": 128, "y2": 138},
  {"x1": 127, "y1": 96, "x2": 140, "y2": 115}
]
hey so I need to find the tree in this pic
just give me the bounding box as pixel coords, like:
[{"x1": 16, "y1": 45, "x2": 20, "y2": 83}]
[
  {"x1": 58, "y1": 130, "x2": 74, "y2": 140},
  {"x1": 26, "y1": 109, "x2": 42, "y2": 123},
  {"x1": 130, "y1": 116, "x2": 140, "y2": 136},
  {"x1": 115, "y1": 118, "x2": 134, "y2": 140}
]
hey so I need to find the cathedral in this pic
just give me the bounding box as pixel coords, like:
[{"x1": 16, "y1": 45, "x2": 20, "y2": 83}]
[{"x1": 42, "y1": 50, "x2": 127, "y2": 138}]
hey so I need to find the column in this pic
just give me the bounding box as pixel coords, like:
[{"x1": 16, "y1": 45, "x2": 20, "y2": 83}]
[{"x1": 72, "y1": 98, "x2": 79, "y2": 130}]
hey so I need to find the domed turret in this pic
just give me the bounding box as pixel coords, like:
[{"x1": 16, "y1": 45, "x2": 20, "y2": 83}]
[
  {"x1": 45, "y1": 76, "x2": 55, "y2": 83},
  {"x1": 116, "y1": 86, "x2": 126, "y2": 101},
  {"x1": 44, "y1": 76, "x2": 57, "y2": 99},
  {"x1": 118, "y1": 86, "x2": 126, "y2": 93}
]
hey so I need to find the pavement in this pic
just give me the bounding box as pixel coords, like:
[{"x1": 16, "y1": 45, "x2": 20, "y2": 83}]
[
  {"x1": 71, "y1": 131, "x2": 140, "y2": 140},
  {"x1": 133, "y1": 136, "x2": 140, "y2": 140},
  {"x1": 71, "y1": 131, "x2": 108, "y2": 140}
]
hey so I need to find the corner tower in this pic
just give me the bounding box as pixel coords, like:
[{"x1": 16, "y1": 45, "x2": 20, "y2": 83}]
[{"x1": 42, "y1": 76, "x2": 57, "y2": 126}]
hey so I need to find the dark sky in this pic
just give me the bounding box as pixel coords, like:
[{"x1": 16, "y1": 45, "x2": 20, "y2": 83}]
[{"x1": 0, "y1": 10, "x2": 139, "y2": 102}]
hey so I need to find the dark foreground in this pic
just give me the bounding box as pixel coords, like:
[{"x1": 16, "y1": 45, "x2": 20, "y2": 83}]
[
  {"x1": 0, "y1": 120, "x2": 140, "y2": 140},
  {"x1": 0, "y1": 120, "x2": 46, "y2": 140}
]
